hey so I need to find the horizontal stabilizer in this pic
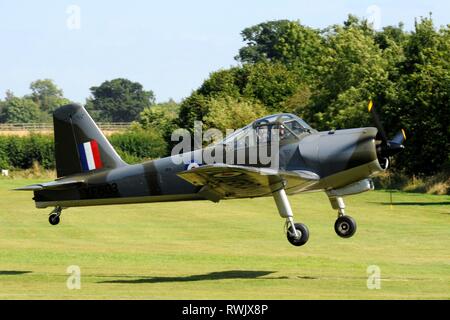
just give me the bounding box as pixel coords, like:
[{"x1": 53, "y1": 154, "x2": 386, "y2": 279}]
[{"x1": 14, "y1": 179, "x2": 85, "y2": 191}]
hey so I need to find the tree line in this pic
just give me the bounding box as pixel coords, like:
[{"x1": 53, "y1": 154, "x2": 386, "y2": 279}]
[
  {"x1": 0, "y1": 78, "x2": 155, "y2": 123},
  {"x1": 0, "y1": 15, "x2": 449, "y2": 177}
]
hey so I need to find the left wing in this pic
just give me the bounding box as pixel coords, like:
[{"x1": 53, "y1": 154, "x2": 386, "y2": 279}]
[{"x1": 177, "y1": 164, "x2": 319, "y2": 201}]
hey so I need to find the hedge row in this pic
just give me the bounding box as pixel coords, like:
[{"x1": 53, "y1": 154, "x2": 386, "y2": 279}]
[
  {"x1": 108, "y1": 129, "x2": 168, "y2": 164},
  {"x1": 0, "y1": 129, "x2": 168, "y2": 170},
  {"x1": 0, "y1": 134, "x2": 54, "y2": 169}
]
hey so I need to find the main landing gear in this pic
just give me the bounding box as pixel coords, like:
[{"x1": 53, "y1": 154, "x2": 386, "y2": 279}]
[
  {"x1": 272, "y1": 188, "x2": 357, "y2": 246},
  {"x1": 273, "y1": 188, "x2": 309, "y2": 247},
  {"x1": 49, "y1": 206, "x2": 62, "y2": 226},
  {"x1": 329, "y1": 197, "x2": 357, "y2": 238}
]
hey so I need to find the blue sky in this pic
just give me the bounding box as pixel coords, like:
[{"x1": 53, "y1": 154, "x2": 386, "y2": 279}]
[{"x1": 0, "y1": 1, "x2": 449, "y2": 104}]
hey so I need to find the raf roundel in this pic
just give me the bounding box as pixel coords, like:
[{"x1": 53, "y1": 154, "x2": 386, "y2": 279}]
[
  {"x1": 78, "y1": 140, "x2": 103, "y2": 172},
  {"x1": 187, "y1": 162, "x2": 200, "y2": 171}
]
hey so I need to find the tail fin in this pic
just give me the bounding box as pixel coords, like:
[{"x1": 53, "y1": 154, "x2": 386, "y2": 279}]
[{"x1": 53, "y1": 104, "x2": 126, "y2": 177}]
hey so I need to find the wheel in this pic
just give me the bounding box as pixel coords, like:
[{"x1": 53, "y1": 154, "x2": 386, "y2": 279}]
[
  {"x1": 286, "y1": 223, "x2": 309, "y2": 246},
  {"x1": 49, "y1": 214, "x2": 60, "y2": 226},
  {"x1": 334, "y1": 216, "x2": 357, "y2": 238}
]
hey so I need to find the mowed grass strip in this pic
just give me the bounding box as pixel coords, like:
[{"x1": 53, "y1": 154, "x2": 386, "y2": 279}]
[{"x1": 0, "y1": 179, "x2": 449, "y2": 299}]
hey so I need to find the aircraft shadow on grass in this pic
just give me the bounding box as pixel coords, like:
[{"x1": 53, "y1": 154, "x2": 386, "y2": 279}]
[
  {"x1": 0, "y1": 271, "x2": 32, "y2": 275},
  {"x1": 99, "y1": 270, "x2": 277, "y2": 284}
]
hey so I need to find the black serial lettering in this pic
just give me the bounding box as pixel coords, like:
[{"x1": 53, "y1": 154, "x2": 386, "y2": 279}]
[{"x1": 79, "y1": 183, "x2": 119, "y2": 199}]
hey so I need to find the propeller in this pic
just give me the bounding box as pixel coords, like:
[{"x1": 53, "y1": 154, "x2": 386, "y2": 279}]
[
  {"x1": 368, "y1": 100, "x2": 406, "y2": 160},
  {"x1": 368, "y1": 100, "x2": 406, "y2": 207}
]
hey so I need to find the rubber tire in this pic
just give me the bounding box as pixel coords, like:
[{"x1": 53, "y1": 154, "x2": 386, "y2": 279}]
[
  {"x1": 334, "y1": 216, "x2": 357, "y2": 238},
  {"x1": 287, "y1": 223, "x2": 309, "y2": 246},
  {"x1": 49, "y1": 214, "x2": 60, "y2": 226}
]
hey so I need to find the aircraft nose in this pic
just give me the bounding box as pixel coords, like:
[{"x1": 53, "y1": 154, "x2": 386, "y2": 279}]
[
  {"x1": 317, "y1": 128, "x2": 378, "y2": 177},
  {"x1": 348, "y1": 128, "x2": 379, "y2": 167}
]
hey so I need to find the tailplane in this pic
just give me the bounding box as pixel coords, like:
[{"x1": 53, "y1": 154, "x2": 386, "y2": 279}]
[{"x1": 53, "y1": 104, "x2": 126, "y2": 177}]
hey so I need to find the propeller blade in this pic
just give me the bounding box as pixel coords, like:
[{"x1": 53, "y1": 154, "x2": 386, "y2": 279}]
[
  {"x1": 368, "y1": 100, "x2": 388, "y2": 143},
  {"x1": 390, "y1": 129, "x2": 406, "y2": 145},
  {"x1": 380, "y1": 129, "x2": 405, "y2": 157}
]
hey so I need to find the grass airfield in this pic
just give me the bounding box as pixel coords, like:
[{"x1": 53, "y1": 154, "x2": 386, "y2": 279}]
[{"x1": 0, "y1": 178, "x2": 449, "y2": 300}]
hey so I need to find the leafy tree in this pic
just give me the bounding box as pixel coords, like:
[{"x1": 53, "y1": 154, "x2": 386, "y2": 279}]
[
  {"x1": 181, "y1": 62, "x2": 305, "y2": 124},
  {"x1": 236, "y1": 20, "x2": 324, "y2": 77},
  {"x1": 197, "y1": 68, "x2": 243, "y2": 98},
  {"x1": 178, "y1": 92, "x2": 209, "y2": 130},
  {"x1": 203, "y1": 96, "x2": 268, "y2": 132},
  {"x1": 4, "y1": 97, "x2": 42, "y2": 123},
  {"x1": 241, "y1": 62, "x2": 304, "y2": 111},
  {"x1": 341, "y1": 14, "x2": 374, "y2": 37},
  {"x1": 30, "y1": 79, "x2": 62, "y2": 98},
  {"x1": 87, "y1": 78, "x2": 155, "y2": 122},
  {"x1": 391, "y1": 18, "x2": 450, "y2": 175},
  {"x1": 280, "y1": 84, "x2": 312, "y2": 115},
  {"x1": 0, "y1": 100, "x2": 6, "y2": 122},
  {"x1": 309, "y1": 25, "x2": 388, "y2": 129},
  {"x1": 178, "y1": 91, "x2": 269, "y2": 133},
  {"x1": 139, "y1": 99, "x2": 180, "y2": 142},
  {"x1": 374, "y1": 23, "x2": 408, "y2": 50},
  {"x1": 28, "y1": 79, "x2": 71, "y2": 113}
]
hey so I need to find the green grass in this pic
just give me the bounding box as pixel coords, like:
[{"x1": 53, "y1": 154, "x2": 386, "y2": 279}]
[{"x1": 0, "y1": 178, "x2": 449, "y2": 299}]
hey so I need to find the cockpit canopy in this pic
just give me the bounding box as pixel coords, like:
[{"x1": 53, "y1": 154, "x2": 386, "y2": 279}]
[{"x1": 220, "y1": 113, "x2": 315, "y2": 147}]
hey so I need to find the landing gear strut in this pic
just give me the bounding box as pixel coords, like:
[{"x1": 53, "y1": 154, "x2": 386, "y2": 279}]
[
  {"x1": 49, "y1": 206, "x2": 62, "y2": 226},
  {"x1": 273, "y1": 188, "x2": 309, "y2": 246},
  {"x1": 329, "y1": 197, "x2": 357, "y2": 238}
]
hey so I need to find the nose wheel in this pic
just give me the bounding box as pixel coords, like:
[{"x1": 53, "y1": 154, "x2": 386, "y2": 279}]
[
  {"x1": 334, "y1": 216, "x2": 357, "y2": 238},
  {"x1": 329, "y1": 196, "x2": 357, "y2": 238}
]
